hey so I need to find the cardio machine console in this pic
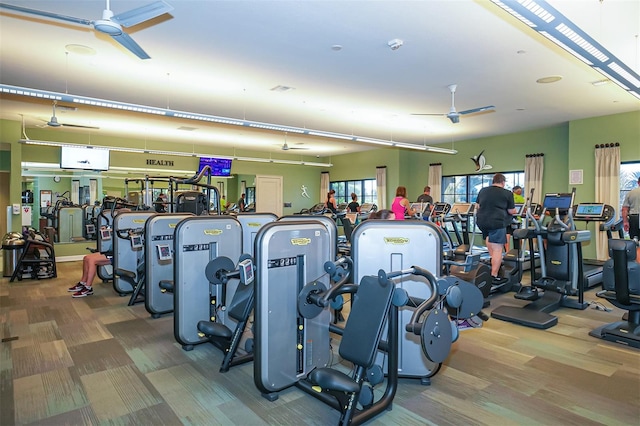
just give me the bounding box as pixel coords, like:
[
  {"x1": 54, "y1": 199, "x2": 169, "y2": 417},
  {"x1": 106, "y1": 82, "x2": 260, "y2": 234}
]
[
  {"x1": 542, "y1": 193, "x2": 574, "y2": 213},
  {"x1": 574, "y1": 203, "x2": 609, "y2": 221}
]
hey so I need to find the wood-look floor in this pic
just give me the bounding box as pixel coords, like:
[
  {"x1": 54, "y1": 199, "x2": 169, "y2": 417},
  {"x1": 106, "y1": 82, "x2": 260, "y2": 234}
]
[{"x1": 1, "y1": 261, "x2": 638, "y2": 425}]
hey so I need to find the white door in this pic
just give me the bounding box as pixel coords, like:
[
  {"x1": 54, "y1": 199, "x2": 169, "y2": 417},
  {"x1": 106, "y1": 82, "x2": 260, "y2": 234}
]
[{"x1": 255, "y1": 175, "x2": 283, "y2": 216}]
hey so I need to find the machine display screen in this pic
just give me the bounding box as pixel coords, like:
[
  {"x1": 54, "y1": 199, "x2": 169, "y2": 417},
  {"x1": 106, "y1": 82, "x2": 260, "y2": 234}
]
[
  {"x1": 100, "y1": 228, "x2": 112, "y2": 240},
  {"x1": 130, "y1": 235, "x2": 143, "y2": 249},
  {"x1": 431, "y1": 203, "x2": 449, "y2": 215},
  {"x1": 513, "y1": 204, "x2": 525, "y2": 215},
  {"x1": 542, "y1": 193, "x2": 573, "y2": 210},
  {"x1": 450, "y1": 203, "x2": 473, "y2": 215},
  {"x1": 575, "y1": 203, "x2": 605, "y2": 218},
  {"x1": 157, "y1": 244, "x2": 172, "y2": 261},
  {"x1": 239, "y1": 258, "x2": 254, "y2": 285}
]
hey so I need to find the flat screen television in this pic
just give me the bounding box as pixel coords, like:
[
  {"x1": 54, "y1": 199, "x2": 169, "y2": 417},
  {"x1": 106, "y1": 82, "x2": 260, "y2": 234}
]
[
  {"x1": 60, "y1": 146, "x2": 110, "y2": 171},
  {"x1": 198, "y1": 157, "x2": 232, "y2": 176}
]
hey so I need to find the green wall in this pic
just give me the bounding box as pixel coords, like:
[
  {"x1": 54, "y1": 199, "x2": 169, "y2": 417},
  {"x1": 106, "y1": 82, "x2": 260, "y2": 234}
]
[{"x1": 2, "y1": 110, "x2": 640, "y2": 258}]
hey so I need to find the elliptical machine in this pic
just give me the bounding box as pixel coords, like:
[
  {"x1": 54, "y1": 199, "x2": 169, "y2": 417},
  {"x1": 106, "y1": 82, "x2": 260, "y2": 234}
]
[{"x1": 491, "y1": 190, "x2": 590, "y2": 329}]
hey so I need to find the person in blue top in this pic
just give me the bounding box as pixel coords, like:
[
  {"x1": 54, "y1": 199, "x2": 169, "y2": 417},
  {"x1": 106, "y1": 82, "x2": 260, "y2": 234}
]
[{"x1": 476, "y1": 173, "x2": 517, "y2": 284}]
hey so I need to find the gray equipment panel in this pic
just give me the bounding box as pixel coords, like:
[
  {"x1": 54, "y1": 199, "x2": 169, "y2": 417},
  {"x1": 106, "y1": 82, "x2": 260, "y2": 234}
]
[
  {"x1": 145, "y1": 213, "x2": 194, "y2": 316},
  {"x1": 235, "y1": 213, "x2": 278, "y2": 255},
  {"x1": 112, "y1": 211, "x2": 155, "y2": 294},
  {"x1": 174, "y1": 216, "x2": 242, "y2": 347},
  {"x1": 352, "y1": 220, "x2": 443, "y2": 378},
  {"x1": 58, "y1": 206, "x2": 84, "y2": 242},
  {"x1": 278, "y1": 215, "x2": 337, "y2": 257},
  {"x1": 254, "y1": 221, "x2": 332, "y2": 394},
  {"x1": 96, "y1": 208, "x2": 113, "y2": 280}
]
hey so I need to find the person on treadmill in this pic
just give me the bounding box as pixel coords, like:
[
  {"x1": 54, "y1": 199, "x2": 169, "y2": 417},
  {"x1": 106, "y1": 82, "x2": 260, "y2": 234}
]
[
  {"x1": 237, "y1": 193, "x2": 247, "y2": 212},
  {"x1": 622, "y1": 176, "x2": 640, "y2": 240},
  {"x1": 476, "y1": 173, "x2": 517, "y2": 285},
  {"x1": 416, "y1": 186, "x2": 433, "y2": 204}
]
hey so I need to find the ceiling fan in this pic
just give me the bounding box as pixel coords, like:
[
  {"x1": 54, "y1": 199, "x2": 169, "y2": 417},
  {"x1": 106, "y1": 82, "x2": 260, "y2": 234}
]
[
  {"x1": 412, "y1": 84, "x2": 495, "y2": 124},
  {"x1": 281, "y1": 141, "x2": 309, "y2": 151},
  {"x1": 41, "y1": 101, "x2": 99, "y2": 130},
  {"x1": 0, "y1": 0, "x2": 174, "y2": 59}
]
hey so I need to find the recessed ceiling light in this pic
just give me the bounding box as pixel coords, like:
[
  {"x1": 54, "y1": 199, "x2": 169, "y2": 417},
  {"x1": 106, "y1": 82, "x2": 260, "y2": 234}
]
[
  {"x1": 536, "y1": 75, "x2": 563, "y2": 84},
  {"x1": 65, "y1": 44, "x2": 96, "y2": 56},
  {"x1": 591, "y1": 79, "x2": 611, "y2": 86},
  {"x1": 177, "y1": 126, "x2": 197, "y2": 131},
  {"x1": 331, "y1": 45, "x2": 343, "y2": 51}
]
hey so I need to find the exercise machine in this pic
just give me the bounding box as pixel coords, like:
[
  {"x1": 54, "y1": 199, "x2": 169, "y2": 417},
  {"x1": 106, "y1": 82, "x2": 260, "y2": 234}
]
[
  {"x1": 173, "y1": 216, "x2": 243, "y2": 350},
  {"x1": 351, "y1": 219, "x2": 483, "y2": 382},
  {"x1": 143, "y1": 213, "x2": 194, "y2": 317},
  {"x1": 589, "y1": 239, "x2": 640, "y2": 348},
  {"x1": 111, "y1": 210, "x2": 155, "y2": 297},
  {"x1": 572, "y1": 202, "x2": 616, "y2": 288},
  {"x1": 197, "y1": 254, "x2": 257, "y2": 372},
  {"x1": 235, "y1": 213, "x2": 278, "y2": 255},
  {"x1": 491, "y1": 191, "x2": 590, "y2": 329}
]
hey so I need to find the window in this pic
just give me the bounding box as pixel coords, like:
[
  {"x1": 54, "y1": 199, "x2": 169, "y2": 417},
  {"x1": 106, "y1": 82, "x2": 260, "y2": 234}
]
[
  {"x1": 620, "y1": 161, "x2": 640, "y2": 215},
  {"x1": 442, "y1": 171, "x2": 525, "y2": 203},
  {"x1": 330, "y1": 179, "x2": 377, "y2": 205}
]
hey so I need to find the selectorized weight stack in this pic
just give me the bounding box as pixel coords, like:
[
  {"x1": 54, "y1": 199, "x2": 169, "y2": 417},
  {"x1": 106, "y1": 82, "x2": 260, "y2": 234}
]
[
  {"x1": 253, "y1": 220, "x2": 334, "y2": 399},
  {"x1": 351, "y1": 220, "x2": 444, "y2": 383},
  {"x1": 173, "y1": 216, "x2": 243, "y2": 350},
  {"x1": 144, "y1": 213, "x2": 194, "y2": 318}
]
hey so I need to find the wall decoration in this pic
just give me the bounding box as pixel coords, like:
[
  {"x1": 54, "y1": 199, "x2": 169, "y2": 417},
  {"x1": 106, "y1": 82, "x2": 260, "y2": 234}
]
[
  {"x1": 470, "y1": 150, "x2": 492, "y2": 172},
  {"x1": 569, "y1": 169, "x2": 583, "y2": 185},
  {"x1": 301, "y1": 185, "x2": 310, "y2": 198}
]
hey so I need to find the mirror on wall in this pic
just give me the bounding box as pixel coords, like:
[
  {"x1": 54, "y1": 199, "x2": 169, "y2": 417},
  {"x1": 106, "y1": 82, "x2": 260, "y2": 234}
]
[{"x1": 20, "y1": 169, "x2": 249, "y2": 244}]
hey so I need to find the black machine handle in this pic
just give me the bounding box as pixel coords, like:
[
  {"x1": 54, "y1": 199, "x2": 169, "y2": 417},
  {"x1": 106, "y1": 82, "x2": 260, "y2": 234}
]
[{"x1": 374, "y1": 266, "x2": 439, "y2": 335}]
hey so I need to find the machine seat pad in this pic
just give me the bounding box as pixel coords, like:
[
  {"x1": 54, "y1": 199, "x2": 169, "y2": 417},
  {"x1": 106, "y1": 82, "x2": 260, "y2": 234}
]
[
  {"x1": 114, "y1": 268, "x2": 136, "y2": 279},
  {"x1": 309, "y1": 368, "x2": 360, "y2": 393},
  {"x1": 159, "y1": 280, "x2": 174, "y2": 292},
  {"x1": 197, "y1": 320, "x2": 232, "y2": 339}
]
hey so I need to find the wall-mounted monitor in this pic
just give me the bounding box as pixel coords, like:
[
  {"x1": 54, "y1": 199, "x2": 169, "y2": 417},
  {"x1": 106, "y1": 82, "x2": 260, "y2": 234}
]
[
  {"x1": 60, "y1": 146, "x2": 110, "y2": 171},
  {"x1": 198, "y1": 157, "x2": 232, "y2": 176}
]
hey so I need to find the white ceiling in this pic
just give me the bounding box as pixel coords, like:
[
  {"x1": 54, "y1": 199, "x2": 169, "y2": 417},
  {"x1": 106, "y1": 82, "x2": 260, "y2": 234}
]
[{"x1": 1, "y1": 0, "x2": 639, "y2": 158}]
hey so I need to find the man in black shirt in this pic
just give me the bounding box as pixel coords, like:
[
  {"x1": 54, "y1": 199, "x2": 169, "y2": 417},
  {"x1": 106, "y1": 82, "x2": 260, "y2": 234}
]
[
  {"x1": 476, "y1": 173, "x2": 517, "y2": 284},
  {"x1": 416, "y1": 186, "x2": 433, "y2": 204}
]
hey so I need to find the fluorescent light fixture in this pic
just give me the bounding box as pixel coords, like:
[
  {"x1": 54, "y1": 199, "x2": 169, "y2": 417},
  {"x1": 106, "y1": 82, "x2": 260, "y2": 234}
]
[
  {"x1": 19, "y1": 139, "x2": 333, "y2": 167},
  {"x1": 1, "y1": 84, "x2": 458, "y2": 155},
  {"x1": 491, "y1": 0, "x2": 640, "y2": 98}
]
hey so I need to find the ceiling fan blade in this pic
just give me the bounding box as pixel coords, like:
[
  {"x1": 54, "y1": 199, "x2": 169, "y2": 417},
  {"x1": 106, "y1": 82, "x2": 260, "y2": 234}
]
[
  {"x1": 111, "y1": 32, "x2": 150, "y2": 59},
  {"x1": 112, "y1": 0, "x2": 174, "y2": 27},
  {"x1": 61, "y1": 123, "x2": 100, "y2": 130},
  {"x1": 459, "y1": 105, "x2": 496, "y2": 115},
  {"x1": 0, "y1": 2, "x2": 91, "y2": 26}
]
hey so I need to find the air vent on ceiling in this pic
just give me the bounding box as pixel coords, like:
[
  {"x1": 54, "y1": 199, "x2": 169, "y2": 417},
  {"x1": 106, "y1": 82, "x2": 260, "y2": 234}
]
[{"x1": 177, "y1": 126, "x2": 197, "y2": 131}]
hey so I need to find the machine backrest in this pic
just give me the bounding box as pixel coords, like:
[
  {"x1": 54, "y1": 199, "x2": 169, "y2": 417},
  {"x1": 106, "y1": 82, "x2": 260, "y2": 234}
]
[
  {"x1": 603, "y1": 239, "x2": 640, "y2": 304},
  {"x1": 228, "y1": 282, "x2": 254, "y2": 323},
  {"x1": 340, "y1": 216, "x2": 354, "y2": 243},
  {"x1": 339, "y1": 275, "x2": 394, "y2": 369}
]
